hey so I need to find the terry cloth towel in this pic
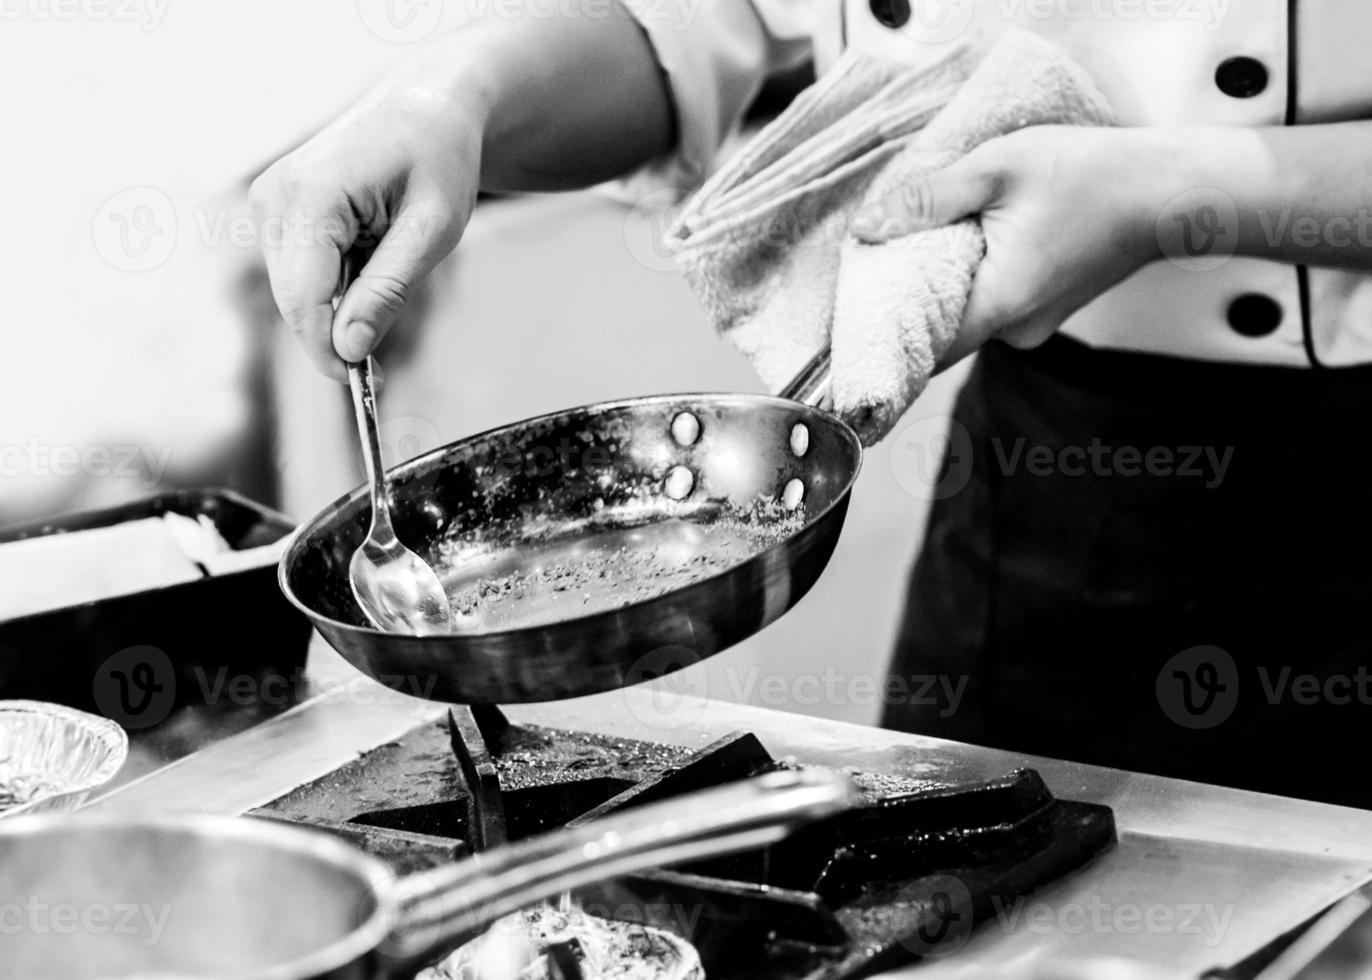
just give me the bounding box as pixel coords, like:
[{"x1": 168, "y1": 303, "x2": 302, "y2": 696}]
[{"x1": 667, "y1": 31, "x2": 1117, "y2": 445}]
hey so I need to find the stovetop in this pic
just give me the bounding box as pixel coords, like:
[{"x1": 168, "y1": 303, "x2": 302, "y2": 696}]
[{"x1": 251, "y1": 707, "x2": 1117, "y2": 979}]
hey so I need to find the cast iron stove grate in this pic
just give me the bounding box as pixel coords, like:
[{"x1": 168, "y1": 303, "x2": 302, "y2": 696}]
[{"x1": 254, "y1": 706, "x2": 1116, "y2": 979}]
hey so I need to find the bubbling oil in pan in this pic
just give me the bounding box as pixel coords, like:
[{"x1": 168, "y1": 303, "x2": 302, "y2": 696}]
[{"x1": 434, "y1": 497, "x2": 805, "y2": 632}]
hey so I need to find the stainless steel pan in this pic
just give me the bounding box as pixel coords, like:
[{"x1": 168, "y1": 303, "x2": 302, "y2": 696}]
[
  {"x1": 0, "y1": 769, "x2": 855, "y2": 979},
  {"x1": 280, "y1": 351, "x2": 861, "y2": 703}
]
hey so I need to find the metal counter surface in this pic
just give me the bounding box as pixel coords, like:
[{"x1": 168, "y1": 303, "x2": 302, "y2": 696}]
[{"x1": 84, "y1": 640, "x2": 1372, "y2": 976}]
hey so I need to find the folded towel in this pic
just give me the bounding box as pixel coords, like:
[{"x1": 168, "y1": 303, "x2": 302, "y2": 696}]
[{"x1": 668, "y1": 31, "x2": 1116, "y2": 445}]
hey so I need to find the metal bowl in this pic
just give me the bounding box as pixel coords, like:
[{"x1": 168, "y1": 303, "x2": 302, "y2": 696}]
[{"x1": 0, "y1": 700, "x2": 128, "y2": 817}]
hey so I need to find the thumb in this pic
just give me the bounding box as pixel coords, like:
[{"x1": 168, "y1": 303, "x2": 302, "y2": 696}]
[
  {"x1": 332, "y1": 201, "x2": 459, "y2": 363},
  {"x1": 850, "y1": 153, "x2": 999, "y2": 243}
]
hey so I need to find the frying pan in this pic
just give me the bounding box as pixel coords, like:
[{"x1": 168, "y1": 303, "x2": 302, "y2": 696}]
[
  {"x1": 0, "y1": 769, "x2": 855, "y2": 979},
  {"x1": 280, "y1": 350, "x2": 861, "y2": 704}
]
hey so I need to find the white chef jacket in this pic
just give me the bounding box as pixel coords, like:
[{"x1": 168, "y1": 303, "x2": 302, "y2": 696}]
[{"x1": 625, "y1": 0, "x2": 1372, "y2": 367}]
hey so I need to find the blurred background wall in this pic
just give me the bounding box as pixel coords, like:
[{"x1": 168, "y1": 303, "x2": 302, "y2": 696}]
[{"x1": 0, "y1": 1, "x2": 968, "y2": 725}]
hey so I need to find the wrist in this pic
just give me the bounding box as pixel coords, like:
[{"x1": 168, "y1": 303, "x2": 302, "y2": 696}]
[
  {"x1": 1139, "y1": 125, "x2": 1288, "y2": 265},
  {"x1": 377, "y1": 28, "x2": 502, "y2": 139},
  {"x1": 1115, "y1": 127, "x2": 1208, "y2": 266}
]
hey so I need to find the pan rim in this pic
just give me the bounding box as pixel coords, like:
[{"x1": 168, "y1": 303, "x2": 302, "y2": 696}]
[
  {"x1": 0, "y1": 810, "x2": 397, "y2": 979},
  {"x1": 279, "y1": 390, "x2": 863, "y2": 641}
]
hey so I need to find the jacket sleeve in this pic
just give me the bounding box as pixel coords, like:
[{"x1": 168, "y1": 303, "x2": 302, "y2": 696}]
[{"x1": 619, "y1": 0, "x2": 819, "y2": 191}]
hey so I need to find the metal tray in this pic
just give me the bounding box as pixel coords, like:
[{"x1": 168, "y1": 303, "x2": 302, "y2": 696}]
[{"x1": 0, "y1": 489, "x2": 310, "y2": 729}]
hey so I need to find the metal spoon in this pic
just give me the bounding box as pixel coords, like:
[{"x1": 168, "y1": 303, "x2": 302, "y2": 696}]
[{"x1": 339, "y1": 259, "x2": 452, "y2": 635}]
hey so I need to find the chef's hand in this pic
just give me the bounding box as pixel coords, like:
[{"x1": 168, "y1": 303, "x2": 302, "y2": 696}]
[
  {"x1": 250, "y1": 54, "x2": 485, "y2": 381},
  {"x1": 251, "y1": 14, "x2": 673, "y2": 381},
  {"x1": 851, "y1": 126, "x2": 1169, "y2": 368}
]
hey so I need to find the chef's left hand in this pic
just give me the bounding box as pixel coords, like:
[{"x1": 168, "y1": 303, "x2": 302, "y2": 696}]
[{"x1": 852, "y1": 125, "x2": 1170, "y2": 367}]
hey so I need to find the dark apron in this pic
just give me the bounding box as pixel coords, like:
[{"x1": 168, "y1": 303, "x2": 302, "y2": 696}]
[{"x1": 883, "y1": 335, "x2": 1372, "y2": 809}]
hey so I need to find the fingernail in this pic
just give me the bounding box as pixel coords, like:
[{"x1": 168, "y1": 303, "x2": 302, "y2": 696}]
[{"x1": 342, "y1": 321, "x2": 376, "y2": 362}]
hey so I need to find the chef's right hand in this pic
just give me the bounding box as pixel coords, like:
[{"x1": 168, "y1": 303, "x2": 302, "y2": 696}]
[{"x1": 250, "y1": 48, "x2": 488, "y2": 381}]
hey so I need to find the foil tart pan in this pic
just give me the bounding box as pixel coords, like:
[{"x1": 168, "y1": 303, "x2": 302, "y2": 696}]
[{"x1": 0, "y1": 700, "x2": 128, "y2": 817}]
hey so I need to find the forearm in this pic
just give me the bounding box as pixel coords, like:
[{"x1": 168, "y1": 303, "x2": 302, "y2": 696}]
[
  {"x1": 1152, "y1": 122, "x2": 1372, "y2": 271},
  {"x1": 429, "y1": 5, "x2": 675, "y2": 192}
]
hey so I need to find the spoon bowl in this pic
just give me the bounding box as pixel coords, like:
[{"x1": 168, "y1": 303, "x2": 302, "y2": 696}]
[
  {"x1": 348, "y1": 527, "x2": 451, "y2": 635},
  {"x1": 346, "y1": 355, "x2": 453, "y2": 635}
]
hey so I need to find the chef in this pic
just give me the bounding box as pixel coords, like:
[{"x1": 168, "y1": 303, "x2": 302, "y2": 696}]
[{"x1": 251, "y1": 1, "x2": 1372, "y2": 808}]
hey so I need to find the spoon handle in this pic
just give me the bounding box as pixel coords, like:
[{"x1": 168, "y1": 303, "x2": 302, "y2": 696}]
[
  {"x1": 349, "y1": 355, "x2": 392, "y2": 533},
  {"x1": 337, "y1": 253, "x2": 393, "y2": 534},
  {"x1": 779, "y1": 346, "x2": 833, "y2": 410}
]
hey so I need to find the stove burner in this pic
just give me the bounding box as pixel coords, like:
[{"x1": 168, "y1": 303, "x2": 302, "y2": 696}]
[
  {"x1": 254, "y1": 709, "x2": 1115, "y2": 979},
  {"x1": 448, "y1": 705, "x2": 508, "y2": 851}
]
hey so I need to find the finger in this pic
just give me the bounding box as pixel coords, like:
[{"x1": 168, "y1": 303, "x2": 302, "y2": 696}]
[
  {"x1": 332, "y1": 199, "x2": 458, "y2": 363},
  {"x1": 275, "y1": 232, "x2": 348, "y2": 380},
  {"x1": 851, "y1": 154, "x2": 999, "y2": 243},
  {"x1": 252, "y1": 178, "x2": 355, "y2": 382}
]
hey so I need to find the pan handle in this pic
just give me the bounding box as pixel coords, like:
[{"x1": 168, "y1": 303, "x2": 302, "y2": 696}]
[
  {"x1": 378, "y1": 768, "x2": 857, "y2": 969},
  {"x1": 779, "y1": 347, "x2": 833, "y2": 410}
]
